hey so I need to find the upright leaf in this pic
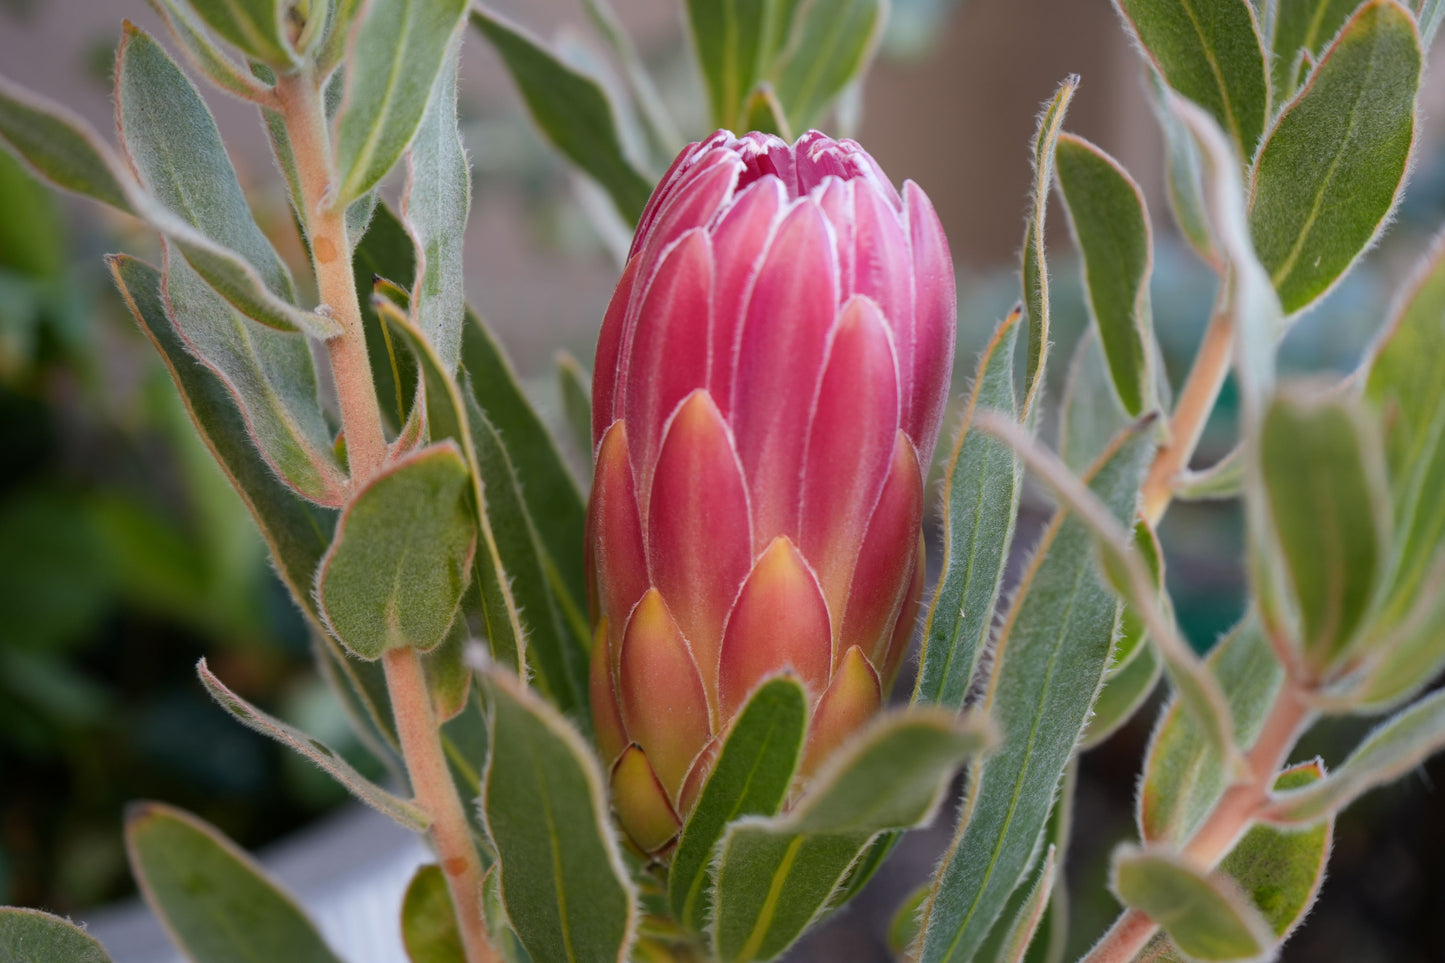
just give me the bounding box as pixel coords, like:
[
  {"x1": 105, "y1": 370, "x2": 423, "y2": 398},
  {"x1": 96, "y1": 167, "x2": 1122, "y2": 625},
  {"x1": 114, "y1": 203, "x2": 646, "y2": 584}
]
[
  {"x1": 1111, "y1": 846, "x2": 1273, "y2": 961},
  {"x1": 1022, "y1": 78, "x2": 1076, "y2": 415},
  {"x1": 712, "y1": 710, "x2": 992, "y2": 962},
  {"x1": 1147, "y1": 72, "x2": 1217, "y2": 268},
  {"x1": 1248, "y1": 0, "x2": 1421, "y2": 315},
  {"x1": 478, "y1": 668, "x2": 638, "y2": 963},
  {"x1": 331, "y1": 0, "x2": 469, "y2": 207},
  {"x1": 145, "y1": 0, "x2": 276, "y2": 106},
  {"x1": 1419, "y1": 0, "x2": 1445, "y2": 45},
  {"x1": 1084, "y1": 643, "x2": 1163, "y2": 749},
  {"x1": 1271, "y1": 0, "x2": 1359, "y2": 100},
  {"x1": 404, "y1": 40, "x2": 470, "y2": 372},
  {"x1": 0, "y1": 908, "x2": 114, "y2": 963},
  {"x1": 1114, "y1": 0, "x2": 1269, "y2": 158},
  {"x1": 557, "y1": 350, "x2": 594, "y2": 467},
  {"x1": 988, "y1": 846, "x2": 1056, "y2": 963},
  {"x1": 1059, "y1": 328, "x2": 1128, "y2": 474},
  {"x1": 1055, "y1": 134, "x2": 1155, "y2": 416},
  {"x1": 471, "y1": 7, "x2": 654, "y2": 224},
  {"x1": 402, "y1": 864, "x2": 467, "y2": 963},
  {"x1": 770, "y1": 0, "x2": 886, "y2": 131},
  {"x1": 916, "y1": 421, "x2": 1155, "y2": 963},
  {"x1": 913, "y1": 310, "x2": 1021, "y2": 709},
  {"x1": 126, "y1": 803, "x2": 344, "y2": 963},
  {"x1": 1259, "y1": 390, "x2": 1389, "y2": 670},
  {"x1": 685, "y1": 0, "x2": 770, "y2": 129},
  {"x1": 186, "y1": 0, "x2": 296, "y2": 66}
]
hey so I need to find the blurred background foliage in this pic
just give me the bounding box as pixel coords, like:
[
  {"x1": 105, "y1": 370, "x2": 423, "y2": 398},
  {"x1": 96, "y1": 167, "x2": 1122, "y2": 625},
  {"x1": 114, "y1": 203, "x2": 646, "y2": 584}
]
[{"x1": 1, "y1": 0, "x2": 1443, "y2": 959}]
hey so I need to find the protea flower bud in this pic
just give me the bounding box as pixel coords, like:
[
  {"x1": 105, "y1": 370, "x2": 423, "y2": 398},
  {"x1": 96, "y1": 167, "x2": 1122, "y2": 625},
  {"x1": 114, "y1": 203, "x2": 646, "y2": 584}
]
[{"x1": 588, "y1": 130, "x2": 956, "y2": 855}]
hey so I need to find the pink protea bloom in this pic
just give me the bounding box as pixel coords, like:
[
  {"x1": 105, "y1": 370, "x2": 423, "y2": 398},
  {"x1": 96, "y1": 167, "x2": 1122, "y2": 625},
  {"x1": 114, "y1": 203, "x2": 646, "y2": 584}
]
[{"x1": 588, "y1": 130, "x2": 956, "y2": 855}]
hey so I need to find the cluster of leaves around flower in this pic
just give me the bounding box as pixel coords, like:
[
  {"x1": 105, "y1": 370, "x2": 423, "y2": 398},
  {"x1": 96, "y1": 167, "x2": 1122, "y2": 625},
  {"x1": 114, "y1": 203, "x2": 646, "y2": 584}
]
[{"x1": 3, "y1": 0, "x2": 1445, "y2": 962}]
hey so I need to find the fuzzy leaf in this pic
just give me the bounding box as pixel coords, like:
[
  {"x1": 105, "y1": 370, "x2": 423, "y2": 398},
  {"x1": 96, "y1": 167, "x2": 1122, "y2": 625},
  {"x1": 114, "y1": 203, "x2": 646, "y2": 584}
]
[
  {"x1": 1060, "y1": 329, "x2": 1129, "y2": 475},
  {"x1": 712, "y1": 710, "x2": 992, "y2": 962},
  {"x1": 145, "y1": 0, "x2": 273, "y2": 105},
  {"x1": 0, "y1": 76, "x2": 134, "y2": 212},
  {"x1": 1114, "y1": 0, "x2": 1269, "y2": 158},
  {"x1": 1265, "y1": 686, "x2": 1445, "y2": 825},
  {"x1": 1139, "y1": 615, "x2": 1284, "y2": 843},
  {"x1": 1259, "y1": 390, "x2": 1389, "y2": 670},
  {"x1": 770, "y1": 0, "x2": 885, "y2": 131},
  {"x1": 186, "y1": 0, "x2": 295, "y2": 66},
  {"x1": 478, "y1": 668, "x2": 637, "y2": 963},
  {"x1": 669, "y1": 676, "x2": 808, "y2": 931},
  {"x1": 352, "y1": 202, "x2": 420, "y2": 431},
  {"x1": 331, "y1": 0, "x2": 469, "y2": 207},
  {"x1": 317, "y1": 443, "x2": 477, "y2": 659},
  {"x1": 916, "y1": 421, "x2": 1155, "y2": 963},
  {"x1": 471, "y1": 6, "x2": 654, "y2": 224},
  {"x1": 1055, "y1": 134, "x2": 1154, "y2": 417},
  {"x1": 988, "y1": 846, "x2": 1056, "y2": 963},
  {"x1": 1022, "y1": 77, "x2": 1077, "y2": 415},
  {"x1": 1420, "y1": 0, "x2": 1445, "y2": 45},
  {"x1": 913, "y1": 310, "x2": 1020, "y2": 709},
  {"x1": 0, "y1": 908, "x2": 113, "y2": 963},
  {"x1": 196, "y1": 657, "x2": 428, "y2": 828},
  {"x1": 404, "y1": 40, "x2": 470, "y2": 372},
  {"x1": 1112, "y1": 846, "x2": 1273, "y2": 961},
  {"x1": 1271, "y1": 0, "x2": 1360, "y2": 100},
  {"x1": 402, "y1": 864, "x2": 466, "y2": 963},
  {"x1": 1248, "y1": 0, "x2": 1421, "y2": 316},
  {"x1": 126, "y1": 803, "x2": 343, "y2": 963},
  {"x1": 1084, "y1": 643, "x2": 1162, "y2": 749},
  {"x1": 1147, "y1": 71, "x2": 1216, "y2": 268}
]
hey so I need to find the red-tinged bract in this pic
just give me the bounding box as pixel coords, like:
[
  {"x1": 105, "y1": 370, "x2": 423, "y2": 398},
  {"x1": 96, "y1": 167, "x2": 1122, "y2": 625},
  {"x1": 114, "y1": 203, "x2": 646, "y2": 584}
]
[{"x1": 588, "y1": 130, "x2": 956, "y2": 854}]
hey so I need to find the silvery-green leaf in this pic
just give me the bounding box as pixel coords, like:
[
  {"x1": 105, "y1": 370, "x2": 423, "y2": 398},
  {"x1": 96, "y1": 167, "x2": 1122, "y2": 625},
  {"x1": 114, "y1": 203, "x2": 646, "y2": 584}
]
[
  {"x1": 770, "y1": 0, "x2": 885, "y2": 132},
  {"x1": 988, "y1": 845, "x2": 1056, "y2": 963},
  {"x1": 1419, "y1": 0, "x2": 1445, "y2": 45},
  {"x1": 401, "y1": 864, "x2": 466, "y2": 963},
  {"x1": 0, "y1": 908, "x2": 114, "y2": 963},
  {"x1": 196, "y1": 657, "x2": 429, "y2": 829},
  {"x1": 1059, "y1": 328, "x2": 1128, "y2": 475},
  {"x1": 582, "y1": 0, "x2": 680, "y2": 155},
  {"x1": 403, "y1": 39, "x2": 470, "y2": 372},
  {"x1": 0, "y1": 75, "x2": 134, "y2": 213},
  {"x1": 471, "y1": 6, "x2": 654, "y2": 225},
  {"x1": 185, "y1": 0, "x2": 296, "y2": 66},
  {"x1": 669, "y1": 676, "x2": 808, "y2": 931},
  {"x1": 1139, "y1": 615, "x2": 1284, "y2": 843},
  {"x1": 1147, "y1": 70, "x2": 1217, "y2": 269},
  {"x1": 1114, "y1": 0, "x2": 1269, "y2": 158},
  {"x1": 1055, "y1": 134, "x2": 1155, "y2": 417},
  {"x1": 1111, "y1": 845, "x2": 1273, "y2": 961},
  {"x1": 916, "y1": 420, "x2": 1154, "y2": 963},
  {"x1": 146, "y1": 0, "x2": 276, "y2": 104},
  {"x1": 1248, "y1": 0, "x2": 1421, "y2": 316},
  {"x1": 1270, "y1": 0, "x2": 1359, "y2": 100},
  {"x1": 317, "y1": 0, "x2": 365, "y2": 73},
  {"x1": 1022, "y1": 77, "x2": 1077, "y2": 416},
  {"x1": 1084, "y1": 643, "x2": 1162, "y2": 749},
  {"x1": 331, "y1": 0, "x2": 469, "y2": 207},
  {"x1": 1176, "y1": 448, "x2": 1245, "y2": 501},
  {"x1": 1259, "y1": 389, "x2": 1390, "y2": 670},
  {"x1": 126, "y1": 803, "x2": 344, "y2": 963},
  {"x1": 1264, "y1": 686, "x2": 1445, "y2": 825},
  {"x1": 913, "y1": 310, "x2": 1020, "y2": 710},
  {"x1": 712, "y1": 709, "x2": 992, "y2": 963},
  {"x1": 478, "y1": 667, "x2": 638, "y2": 963},
  {"x1": 317, "y1": 442, "x2": 477, "y2": 659},
  {"x1": 557, "y1": 350, "x2": 593, "y2": 469}
]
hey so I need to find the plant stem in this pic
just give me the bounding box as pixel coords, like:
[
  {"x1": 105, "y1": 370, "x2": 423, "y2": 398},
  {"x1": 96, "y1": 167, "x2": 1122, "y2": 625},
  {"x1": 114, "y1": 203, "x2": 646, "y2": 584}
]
[
  {"x1": 385, "y1": 646, "x2": 499, "y2": 963},
  {"x1": 1141, "y1": 303, "x2": 1235, "y2": 525},
  {"x1": 273, "y1": 69, "x2": 387, "y2": 482},
  {"x1": 1079, "y1": 684, "x2": 1315, "y2": 963}
]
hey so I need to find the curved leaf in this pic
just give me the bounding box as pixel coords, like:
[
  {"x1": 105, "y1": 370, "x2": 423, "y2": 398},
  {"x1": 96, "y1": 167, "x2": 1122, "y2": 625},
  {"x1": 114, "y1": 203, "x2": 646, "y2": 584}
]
[
  {"x1": 0, "y1": 908, "x2": 113, "y2": 963},
  {"x1": 402, "y1": 864, "x2": 467, "y2": 963},
  {"x1": 1111, "y1": 845, "x2": 1273, "y2": 961},
  {"x1": 1021, "y1": 77, "x2": 1077, "y2": 415}
]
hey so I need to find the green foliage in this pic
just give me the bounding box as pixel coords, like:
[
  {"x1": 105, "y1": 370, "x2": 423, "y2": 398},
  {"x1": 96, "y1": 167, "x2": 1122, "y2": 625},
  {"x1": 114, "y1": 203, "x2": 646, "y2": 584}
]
[
  {"x1": 1248, "y1": 0, "x2": 1421, "y2": 315},
  {"x1": 402, "y1": 864, "x2": 467, "y2": 963},
  {"x1": 669, "y1": 676, "x2": 808, "y2": 932},
  {"x1": 0, "y1": 76, "x2": 134, "y2": 213},
  {"x1": 1111, "y1": 846, "x2": 1272, "y2": 961},
  {"x1": 771, "y1": 0, "x2": 885, "y2": 131},
  {"x1": 185, "y1": 0, "x2": 297, "y2": 67},
  {"x1": 0, "y1": 907, "x2": 114, "y2": 963},
  {"x1": 988, "y1": 846, "x2": 1056, "y2": 963},
  {"x1": 478, "y1": 668, "x2": 637, "y2": 963},
  {"x1": 145, "y1": 0, "x2": 273, "y2": 104},
  {"x1": 1022, "y1": 77, "x2": 1076, "y2": 415},
  {"x1": 126, "y1": 803, "x2": 343, "y2": 963},
  {"x1": 913, "y1": 312, "x2": 1020, "y2": 709},
  {"x1": 1270, "y1": 0, "x2": 1359, "y2": 101}
]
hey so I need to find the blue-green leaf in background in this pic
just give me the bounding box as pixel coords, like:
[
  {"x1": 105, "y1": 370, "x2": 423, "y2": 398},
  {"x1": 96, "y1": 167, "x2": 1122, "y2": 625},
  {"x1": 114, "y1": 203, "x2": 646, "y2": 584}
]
[
  {"x1": 1147, "y1": 71, "x2": 1217, "y2": 269},
  {"x1": 916, "y1": 419, "x2": 1155, "y2": 963},
  {"x1": 471, "y1": 6, "x2": 654, "y2": 225},
  {"x1": 1248, "y1": 0, "x2": 1421, "y2": 316},
  {"x1": 478, "y1": 667, "x2": 637, "y2": 963},
  {"x1": 126, "y1": 803, "x2": 344, "y2": 963},
  {"x1": 0, "y1": 908, "x2": 114, "y2": 963},
  {"x1": 330, "y1": 0, "x2": 469, "y2": 207}
]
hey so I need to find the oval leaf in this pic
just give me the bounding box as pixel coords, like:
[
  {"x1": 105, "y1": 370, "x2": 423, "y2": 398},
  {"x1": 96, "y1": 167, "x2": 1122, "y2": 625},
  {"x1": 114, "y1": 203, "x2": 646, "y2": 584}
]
[
  {"x1": 402, "y1": 864, "x2": 467, "y2": 963},
  {"x1": 186, "y1": 0, "x2": 295, "y2": 66},
  {"x1": 0, "y1": 908, "x2": 114, "y2": 963},
  {"x1": 1111, "y1": 845, "x2": 1273, "y2": 961}
]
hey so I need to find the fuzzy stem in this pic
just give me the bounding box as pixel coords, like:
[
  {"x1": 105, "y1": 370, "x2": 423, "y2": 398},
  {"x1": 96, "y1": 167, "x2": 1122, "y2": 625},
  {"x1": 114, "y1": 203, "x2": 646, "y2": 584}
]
[
  {"x1": 385, "y1": 646, "x2": 499, "y2": 963},
  {"x1": 273, "y1": 69, "x2": 387, "y2": 482},
  {"x1": 1141, "y1": 302, "x2": 1235, "y2": 525},
  {"x1": 1079, "y1": 684, "x2": 1316, "y2": 963}
]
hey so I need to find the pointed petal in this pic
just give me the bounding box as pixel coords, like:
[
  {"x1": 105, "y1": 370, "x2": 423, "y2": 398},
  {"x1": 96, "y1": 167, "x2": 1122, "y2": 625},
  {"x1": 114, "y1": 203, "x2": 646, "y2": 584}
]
[
  {"x1": 839, "y1": 433, "x2": 924, "y2": 663},
  {"x1": 634, "y1": 155, "x2": 739, "y2": 276},
  {"x1": 622, "y1": 230, "x2": 714, "y2": 505},
  {"x1": 677, "y1": 737, "x2": 720, "y2": 818},
  {"x1": 903, "y1": 181, "x2": 956, "y2": 460},
  {"x1": 590, "y1": 422, "x2": 650, "y2": 649},
  {"x1": 592, "y1": 257, "x2": 641, "y2": 448},
  {"x1": 647, "y1": 391, "x2": 752, "y2": 703},
  {"x1": 611, "y1": 744, "x2": 681, "y2": 854},
  {"x1": 708, "y1": 177, "x2": 787, "y2": 417},
  {"x1": 730, "y1": 199, "x2": 840, "y2": 546},
  {"x1": 800, "y1": 295, "x2": 901, "y2": 626},
  {"x1": 852, "y1": 178, "x2": 913, "y2": 386},
  {"x1": 590, "y1": 618, "x2": 628, "y2": 766},
  {"x1": 618, "y1": 589, "x2": 712, "y2": 798},
  {"x1": 718, "y1": 537, "x2": 833, "y2": 718},
  {"x1": 800, "y1": 645, "x2": 881, "y2": 778},
  {"x1": 879, "y1": 538, "x2": 925, "y2": 690}
]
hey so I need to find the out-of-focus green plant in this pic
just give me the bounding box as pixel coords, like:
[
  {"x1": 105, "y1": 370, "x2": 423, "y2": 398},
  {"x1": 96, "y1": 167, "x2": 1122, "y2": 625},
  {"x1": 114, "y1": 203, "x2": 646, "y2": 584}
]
[{"x1": 1, "y1": 1, "x2": 1445, "y2": 962}]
